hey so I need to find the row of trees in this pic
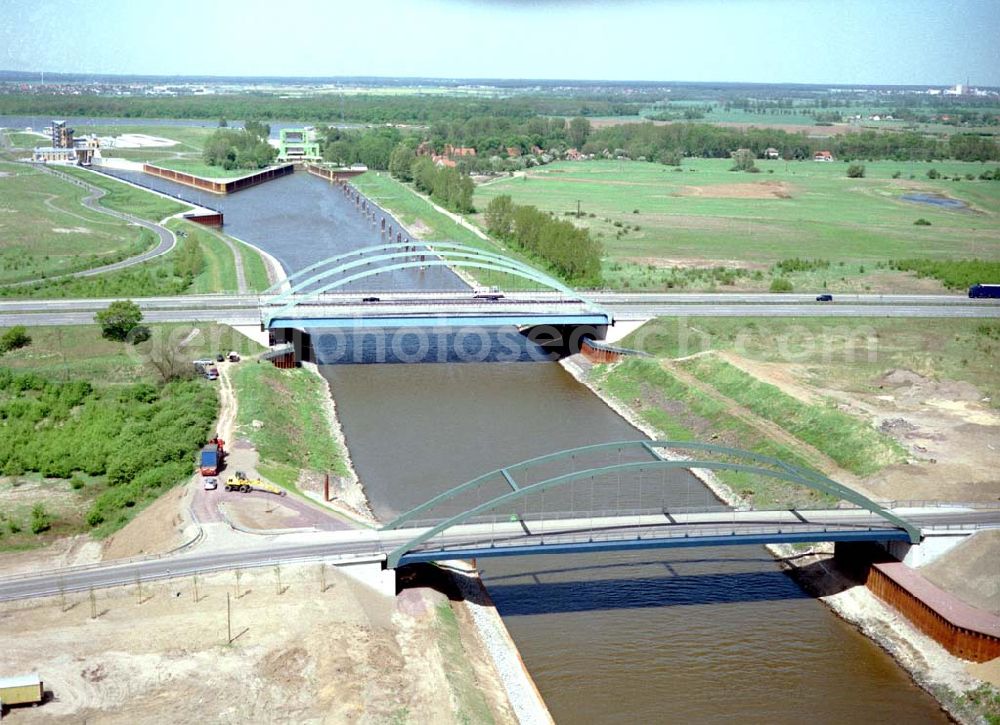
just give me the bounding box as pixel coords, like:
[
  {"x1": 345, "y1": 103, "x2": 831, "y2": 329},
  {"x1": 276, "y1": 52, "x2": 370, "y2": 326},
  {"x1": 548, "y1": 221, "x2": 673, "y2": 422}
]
[
  {"x1": 584, "y1": 122, "x2": 999, "y2": 162},
  {"x1": 202, "y1": 124, "x2": 276, "y2": 170},
  {"x1": 484, "y1": 195, "x2": 602, "y2": 285},
  {"x1": 410, "y1": 157, "x2": 475, "y2": 214}
]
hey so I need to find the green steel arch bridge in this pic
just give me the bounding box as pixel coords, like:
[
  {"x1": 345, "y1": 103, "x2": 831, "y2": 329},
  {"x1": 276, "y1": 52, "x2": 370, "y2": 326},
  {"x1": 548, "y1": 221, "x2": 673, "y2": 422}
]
[
  {"x1": 379, "y1": 441, "x2": 923, "y2": 570},
  {"x1": 258, "y1": 242, "x2": 612, "y2": 358}
]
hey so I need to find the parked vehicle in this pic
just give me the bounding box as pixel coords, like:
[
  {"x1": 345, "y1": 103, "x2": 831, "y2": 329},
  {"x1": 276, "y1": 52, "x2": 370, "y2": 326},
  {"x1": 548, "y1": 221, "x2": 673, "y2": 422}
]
[
  {"x1": 815, "y1": 294, "x2": 833, "y2": 302},
  {"x1": 199, "y1": 437, "x2": 225, "y2": 476},
  {"x1": 968, "y1": 283, "x2": 1000, "y2": 299},
  {"x1": 215, "y1": 353, "x2": 225, "y2": 362},
  {"x1": 227, "y1": 351, "x2": 241, "y2": 362},
  {"x1": 193, "y1": 359, "x2": 214, "y2": 374},
  {"x1": 205, "y1": 367, "x2": 219, "y2": 381},
  {"x1": 225, "y1": 470, "x2": 286, "y2": 496},
  {"x1": 203, "y1": 476, "x2": 218, "y2": 491},
  {"x1": 362, "y1": 296, "x2": 380, "y2": 303}
]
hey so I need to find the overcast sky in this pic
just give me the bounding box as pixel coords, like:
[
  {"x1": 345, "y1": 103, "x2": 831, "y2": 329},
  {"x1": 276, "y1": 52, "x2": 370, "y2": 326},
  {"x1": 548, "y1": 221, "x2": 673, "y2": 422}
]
[{"x1": 3, "y1": 0, "x2": 998, "y2": 86}]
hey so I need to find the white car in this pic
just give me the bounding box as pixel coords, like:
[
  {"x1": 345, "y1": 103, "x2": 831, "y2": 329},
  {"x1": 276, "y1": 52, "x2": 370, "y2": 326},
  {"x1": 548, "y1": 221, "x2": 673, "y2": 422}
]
[{"x1": 203, "y1": 477, "x2": 218, "y2": 491}]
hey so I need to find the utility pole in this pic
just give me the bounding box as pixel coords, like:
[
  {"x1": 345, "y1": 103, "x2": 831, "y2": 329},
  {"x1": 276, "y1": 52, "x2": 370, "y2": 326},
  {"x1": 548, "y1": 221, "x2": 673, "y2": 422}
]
[
  {"x1": 577, "y1": 199, "x2": 581, "y2": 218},
  {"x1": 192, "y1": 574, "x2": 200, "y2": 603},
  {"x1": 226, "y1": 592, "x2": 232, "y2": 644},
  {"x1": 275, "y1": 565, "x2": 283, "y2": 595},
  {"x1": 234, "y1": 568, "x2": 242, "y2": 599},
  {"x1": 89, "y1": 588, "x2": 97, "y2": 619}
]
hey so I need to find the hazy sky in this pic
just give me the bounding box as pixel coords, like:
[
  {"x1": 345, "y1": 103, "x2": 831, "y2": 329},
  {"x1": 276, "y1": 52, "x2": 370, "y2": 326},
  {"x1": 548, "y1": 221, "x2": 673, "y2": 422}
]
[{"x1": 3, "y1": 0, "x2": 998, "y2": 86}]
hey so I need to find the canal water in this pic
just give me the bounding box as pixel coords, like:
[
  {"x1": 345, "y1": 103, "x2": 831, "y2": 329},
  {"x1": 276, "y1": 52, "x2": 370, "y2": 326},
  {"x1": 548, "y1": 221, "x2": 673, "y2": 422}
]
[{"x1": 101, "y1": 167, "x2": 948, "y2": 721}]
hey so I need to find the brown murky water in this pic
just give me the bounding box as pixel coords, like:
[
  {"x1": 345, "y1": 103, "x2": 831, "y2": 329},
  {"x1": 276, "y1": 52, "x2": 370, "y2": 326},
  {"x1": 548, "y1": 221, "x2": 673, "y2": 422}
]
[{"x1": 323, "y1": 361, "x2": 948, "y2": 724}]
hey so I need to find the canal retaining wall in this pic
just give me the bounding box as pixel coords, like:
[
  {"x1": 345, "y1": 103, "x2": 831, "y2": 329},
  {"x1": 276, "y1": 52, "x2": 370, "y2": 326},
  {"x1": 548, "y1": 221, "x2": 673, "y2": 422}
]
[
  {"x1": 304, "y1": 163, "x2": 367, "y2": 182},
  {"x1": 835, "y1": 541, "x2": 1000, "y2": 663},
  {"x1": 143, "y1": 162, "x2": 294, "y2": 194}
]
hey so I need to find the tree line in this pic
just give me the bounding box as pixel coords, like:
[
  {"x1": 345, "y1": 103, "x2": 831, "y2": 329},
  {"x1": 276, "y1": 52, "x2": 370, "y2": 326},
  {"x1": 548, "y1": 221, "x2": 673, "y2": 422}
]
[
  {"x1": 484, "y1": 195, "x2": 603, "y2": 285},
  {"x1": 583, "y1": 122, "x2": 999, "y2": 162}
]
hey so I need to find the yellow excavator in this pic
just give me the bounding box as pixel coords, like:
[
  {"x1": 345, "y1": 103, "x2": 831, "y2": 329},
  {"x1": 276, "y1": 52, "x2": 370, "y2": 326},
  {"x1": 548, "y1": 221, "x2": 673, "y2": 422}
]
[{"x1": 224, "y1": 470, "x2": 287, "y2": 497}]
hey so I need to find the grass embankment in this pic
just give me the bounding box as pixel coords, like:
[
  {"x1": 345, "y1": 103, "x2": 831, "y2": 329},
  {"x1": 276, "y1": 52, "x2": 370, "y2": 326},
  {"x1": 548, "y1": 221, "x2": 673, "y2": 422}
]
[
  {"x1": 59, "y1": 165, "x2": 190, "y2": 221},
  {"x1": 230, "y1": 364, "x2": 350, "y2": 491},
  {"x1": 474, "y1": 158, "x2": 1000, "y2": 292},
  {"x1": 0, "y1": 322, "x2": 263, "y2": 549},
  {"x1": 81, "y1": 124, "x2": 216, "y2": 153},
  {"x1": 593, "y1": 358, "x2": 835, "y2": 508},
  {"x1": 622, "y1": 317, "x2": 1000, "y2": 406},
  {"x1": 679, "y1": 355, "x2": 905, "y2": 475},
  {"x1": 354, "y1": 171, "x2": 585, "y2": 290},
  {"x1": 0, "y1": 161, "x2": 156, "y2": 284},
  {"x1": 3, "y1": 131, "x2": 47, "y2": 148},
  {"x1": 0, "y1": 219, "x2": 262, "y2": 298},
  {"x1": 152, "y1": 158, "x2": 265, "y2": 180}
]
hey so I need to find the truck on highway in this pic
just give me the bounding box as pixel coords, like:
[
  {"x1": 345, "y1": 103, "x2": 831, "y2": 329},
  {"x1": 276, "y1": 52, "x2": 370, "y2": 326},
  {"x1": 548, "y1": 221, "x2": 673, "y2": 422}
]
[
  {"x1": 199, "y1": 437, "x2": 225, "y2": 476},
  {"x1": 224, "y1": 471, "x2": 286, "y2": 496},
  {"x1": 0, "y1": 672, "x2": 44, "y2": 709},
  {"x1": 968, "y1": 283, "x2": 1000, "y2": 299}
]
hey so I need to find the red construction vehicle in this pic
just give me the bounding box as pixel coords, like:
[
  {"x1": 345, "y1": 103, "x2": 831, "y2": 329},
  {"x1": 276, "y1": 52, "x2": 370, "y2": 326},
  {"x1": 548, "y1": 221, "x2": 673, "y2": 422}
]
[{"x1": 200, "y1": 437, "x2": 225, "y2": 476}]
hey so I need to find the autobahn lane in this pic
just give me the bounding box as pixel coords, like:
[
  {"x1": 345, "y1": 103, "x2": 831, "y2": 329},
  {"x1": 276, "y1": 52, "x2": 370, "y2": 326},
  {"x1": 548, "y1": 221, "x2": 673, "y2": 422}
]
[{"x1": 3, "y1": 293, "x2": 999, "y2": 327}]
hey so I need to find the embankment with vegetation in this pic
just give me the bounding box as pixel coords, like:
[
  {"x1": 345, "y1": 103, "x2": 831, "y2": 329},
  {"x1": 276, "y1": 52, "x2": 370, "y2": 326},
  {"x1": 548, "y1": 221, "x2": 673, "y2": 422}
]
[
  {"x1": 230, "y1": 364, "x2": 352, "y2": 492},
  {"x1": 0, "y1": 322, "x2": 262, "y2": 550}
]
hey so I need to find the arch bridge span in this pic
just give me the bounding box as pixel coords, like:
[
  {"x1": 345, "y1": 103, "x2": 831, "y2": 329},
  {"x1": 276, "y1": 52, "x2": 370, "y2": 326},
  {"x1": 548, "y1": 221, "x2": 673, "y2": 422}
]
[
  {"x1": 258, "y1": 243, "x2": 612, "y2": 349},
  {"x1": 380, "y1": 441, "x2": 922, "y2": 569}
]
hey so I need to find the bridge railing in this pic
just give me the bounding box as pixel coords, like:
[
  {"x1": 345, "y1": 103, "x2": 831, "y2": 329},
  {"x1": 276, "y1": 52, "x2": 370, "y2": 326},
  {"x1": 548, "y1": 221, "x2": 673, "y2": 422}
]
[{"x1": 401, "y1": 520, "x2": 911, "y2": 559}]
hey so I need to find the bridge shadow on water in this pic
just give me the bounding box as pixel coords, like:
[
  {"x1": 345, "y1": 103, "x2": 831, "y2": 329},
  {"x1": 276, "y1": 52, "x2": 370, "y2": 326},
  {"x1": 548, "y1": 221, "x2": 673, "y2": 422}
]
[
  {"x1": 309, "y1": 327, "x2": 565, "y2": 365},
  {"x1": 400, "y1": 556, "x2": 855, "y2": 616}
]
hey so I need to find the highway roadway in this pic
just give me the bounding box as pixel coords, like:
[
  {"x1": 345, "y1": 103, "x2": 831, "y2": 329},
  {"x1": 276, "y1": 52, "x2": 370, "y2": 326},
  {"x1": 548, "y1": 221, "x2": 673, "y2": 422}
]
[
  {"x1": 1, "y1": 505, "x2": 997, "y2": 602},
  {"x1": 2, "y1": 293, "x2": 998, "y2": 328}
]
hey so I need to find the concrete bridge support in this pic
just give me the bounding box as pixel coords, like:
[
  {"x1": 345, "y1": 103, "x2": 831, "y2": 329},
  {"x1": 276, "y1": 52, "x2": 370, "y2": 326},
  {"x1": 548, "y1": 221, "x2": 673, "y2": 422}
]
[
  {"x1": 269, "y1": 327, "x2": 313, "y2": 364},
  {"x1": 522, "y1": 323, "x2": 608, "y2": 357}
]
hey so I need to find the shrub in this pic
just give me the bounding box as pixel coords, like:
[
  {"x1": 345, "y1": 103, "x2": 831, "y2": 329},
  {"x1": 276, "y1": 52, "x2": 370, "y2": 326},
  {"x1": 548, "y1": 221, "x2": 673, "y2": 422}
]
[
  {"x1": 846, "y1": 164, "x2": 866, "y2": 178},
  {"x1": 0, "y1": 326, "x2": 31, "y2": 353},
  {"x1": 70, "y1": 476, "x2": 85, "y2": 490},
  {"x1": 30, "y1": 503, "x2": 51, "y2": 534},
  {"x1": 927, "y1": 168, "x2": 941, "y2": 179},
  {"x1": 770, "y1": 278, "x2": 794, "y2": 293},
  {"x1": 891, "y1": 171, "x2": 901, "y2": 179},
  {"x1": 914, "y1": 218, "x2": 932, "y2": 226},
  {"x1": 95, "y1": 300, "x2": 143, "y2": 342}
]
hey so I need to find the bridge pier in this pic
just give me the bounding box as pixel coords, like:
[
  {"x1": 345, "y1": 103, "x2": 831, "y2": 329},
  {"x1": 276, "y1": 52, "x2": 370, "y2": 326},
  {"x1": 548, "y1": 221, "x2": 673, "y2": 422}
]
[
  {"x1": 269, "y1": 328, "x2": 313, "y2": 364},
  {"x1": 523, "y1": 323, "x2": 608, "y2": 357}
]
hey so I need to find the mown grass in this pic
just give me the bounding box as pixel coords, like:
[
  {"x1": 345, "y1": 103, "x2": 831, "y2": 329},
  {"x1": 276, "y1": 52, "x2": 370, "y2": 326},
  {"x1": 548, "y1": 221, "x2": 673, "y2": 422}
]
[
  {"x1": 80, "y1": 124, "x2": 217, "y2": 153},
  {"x1": 59, "y1": 165, "x2": 190, "y2": 221},
  {"x1": 0, "y1": 161, "x2": 156, "y2": 283},
  {"x1": 679, "y1": 355, "x2": 906, "y2": 475},
  {"x1": 0, "y1": 323, "x2": 262, "y2": 384},
  {"x1": 594, "y1": 358, "x2": 837, "y2": 509},
  {"x1": 474, "y1": 159, "x2": 1000, "y2": 270},
  {"x1": 237, "y1": 236, "x2": 272, "y2": 291},
  {"x1": 152, "y1": 158, "x2": 265, "y2": 180},
  {"x1": 3, "y1": 131, "x2": 48, "y2": 148},
  {"x1": 620, "y1": 317, "x2": 1000, "y2": 406},
  {"x1": 0, "y1": 219, "x2": 245, "y2": 298},
  {"x1": 230, "y1": 364, "x2": 350, "y2": 481}
]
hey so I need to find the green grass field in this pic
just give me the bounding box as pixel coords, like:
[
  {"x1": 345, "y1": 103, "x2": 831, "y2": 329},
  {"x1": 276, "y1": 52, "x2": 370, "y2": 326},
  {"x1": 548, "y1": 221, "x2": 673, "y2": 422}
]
[
  {"x1": 82, "y1": 124, "x2": 216, "y2": 153},
  {"x1": 0, "y1": 322, "x2": 262, "y2": 384},
  {"x1": 474, "y1": 159, "x2": 1000, "y2": 271},
  {"x1": 59, "y1": 165, "x2": 190, "y2": 221},
  {"x1": 0, "y1": 161, "x2": 158, "y2": 284},
  {"x1": 3, "y1": 131, "x2": 48, "y2": 148}
]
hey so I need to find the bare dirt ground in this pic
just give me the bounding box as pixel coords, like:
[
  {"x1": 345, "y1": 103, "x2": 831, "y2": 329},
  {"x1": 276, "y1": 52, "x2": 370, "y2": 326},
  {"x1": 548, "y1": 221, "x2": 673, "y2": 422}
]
[
  {"x1": 0, "y1": 566, "x2": 515, "y2": 724},
  {"x1": 100, "y1": 486, "x2": 192, "y2": 561},
  {"x1": 674, "y1": 180, "x2": 795, "y2": 199},
  {"x1": 714, "y1": 353, "x2": 1000, "y2": 503},
  {"x1": 920, "y1": 530, "x2": 1000, "y2": 615}
]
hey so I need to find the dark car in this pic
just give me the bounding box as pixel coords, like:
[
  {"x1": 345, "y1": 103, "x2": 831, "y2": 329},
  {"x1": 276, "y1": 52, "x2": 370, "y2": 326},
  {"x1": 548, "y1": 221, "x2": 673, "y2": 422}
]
[
  {"x1": 215, "y1": 353, "x2": 225, "y2": 362},
  {"x1": 362, "y1": 296, "x2": 380, "y2": 303},
  {"x1": 816, "y1": 294, "x2": 833, "y2": 302}
]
